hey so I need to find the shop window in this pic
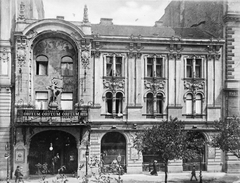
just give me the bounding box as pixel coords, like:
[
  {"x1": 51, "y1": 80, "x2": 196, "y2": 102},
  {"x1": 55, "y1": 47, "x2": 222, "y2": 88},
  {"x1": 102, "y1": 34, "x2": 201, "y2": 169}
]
[
  {"x1": 106, "y1": 92, "x2": 113, "y2": 114},
  {"x1": 61, "y1": 56, "x2": 73, "y2": 76},
  {"x1": 36, "y1": 55, "x2": 48, "y2": 75},
  {"x1": 61, "y1": 93, "x2": 73, "y2": 109},
  {"x1": 186, "y1": 58, "x2": 202, "y2": 78},
  {"x1": 116, "y1": 92, "x2": 123, "y2": 116},
  {"x1": 105, "y1": 55, "x2": 123, "y2": 77},
  {"x1": 146, "y1": 93, "x2": 154, "y2": 114},
  {"x1": 156, "y1": 93, "x2": 163, "y2": 114},
  {"x1": 35, "y1": 91, "x2": 48, "y2": 109},
  {"x1": 146, "y1": 57, "x2": 163, "y2": 78}
]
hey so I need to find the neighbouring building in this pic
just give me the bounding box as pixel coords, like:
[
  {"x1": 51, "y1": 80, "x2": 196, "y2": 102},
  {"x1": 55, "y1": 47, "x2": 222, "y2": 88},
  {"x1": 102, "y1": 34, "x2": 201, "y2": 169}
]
[
  {"x1": 160, "y1": 0, "x2": 240, "y2": 173},
  {"x1": 2, "y1": 0, "x2": 240, "y2": 178}
]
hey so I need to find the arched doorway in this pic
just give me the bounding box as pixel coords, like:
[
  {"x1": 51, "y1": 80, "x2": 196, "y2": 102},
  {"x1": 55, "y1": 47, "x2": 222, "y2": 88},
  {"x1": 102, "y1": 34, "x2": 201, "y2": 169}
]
[
  {"x1": 183, "y1": 131, "x2": 206, "y2": 171},
  {"x1": 101, "y1": 132, "x2": 126, "y2": 172},
  {"x1": 28, "y1": 130, "x2": 78, "y2": 175}
]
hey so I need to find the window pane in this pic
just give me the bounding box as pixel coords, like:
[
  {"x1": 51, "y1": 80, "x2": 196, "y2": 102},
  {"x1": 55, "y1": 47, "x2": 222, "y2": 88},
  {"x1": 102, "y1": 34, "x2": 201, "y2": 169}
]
[
  {"x1": 61, "y1": 101, "x2": 73, "y2": 110},
  {"x1": 186, "y1": 94, "x2": 193, "y2": 114},
  {"x1": 35, "y1": 92, "x2": 48, "y2": 109},
  {"x1": 187, "y1": 59, "x2": 192, "y2": 78},
  {"x1": 195, "y1": 59, "x2": 201, "y2": 78},
  {"x1": 147, "y1": 58, "x2": 153, "y2": 77},
  {"x1": 62, "y1": 56, "x2": 73, "y2": 62},
  {"x1": 36, "y1": 92, "x2": 48, "y2": 99},
  {"x1": 116, "y1": 93, "x2": 123, "y2": 114},
  {"x1": 156, "y1": 93, "x2": 163, "y2": 113},
  {"x1": 61, "y1": 93, "x2": 73, "y2": 100},
  {"x1": 156, "y1": 58, "x2": 162, "y2": 77},
  {"x1": 196, "y1": 94, "x2": 202, "y2": 114},
  {"x1": 36, "y1": 55, "x2": 48, "y2": 61},
  {"x1": 106, "y1": 57, "x2": 113, "y2": 76},
  {"x1": 116, "y1": 57, "x2": 122, "y2": 77},
  {"x1": 37, "y1": 62, "x2": 48, "y2": 75},
  {"x1": 106, "y1": 92, "x2": 113, "y2": 113},
  {"x1": 146, "y1": 93, "x2": 154, "y2": 114},
  {"x1": 61, "y1": 63, "x2": 73, "y2": 76}
]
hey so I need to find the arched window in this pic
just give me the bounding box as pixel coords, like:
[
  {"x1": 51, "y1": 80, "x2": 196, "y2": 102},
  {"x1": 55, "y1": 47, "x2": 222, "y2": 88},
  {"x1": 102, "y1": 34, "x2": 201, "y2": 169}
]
[
  {"x1": 116, "y1": 92, "x2": 123, "y2": 115},
  {"x1": 186, "y1": 94, "x2": 193, "y2": 114},
  {"x1": 156, "y1": 93, "x2": 163, "y2": 114},
  {"x1": 196, "y1": 94, "x2": 202, "y2": 114},
  {"x1": 106, "y1": 92, "x2": 113, "y2": 114},
  {"x1": 36, "y1": 55, "x2": 48, "y2": 75},
  {"x1": 61, "y1": 56, "x2": 73, "y2": 76},
  {"x1": 146, "y1": 93, "x2": 154, "y2": 114}
]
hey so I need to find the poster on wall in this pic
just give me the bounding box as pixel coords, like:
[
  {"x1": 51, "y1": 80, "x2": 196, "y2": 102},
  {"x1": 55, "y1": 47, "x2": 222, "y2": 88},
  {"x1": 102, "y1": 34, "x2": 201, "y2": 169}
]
[
  {"x1": 130, "y1": 147, "x2": 139, "y2": 160},
  {"x1": 15, "y1": 149, "x2": 25, "y2": 163}
]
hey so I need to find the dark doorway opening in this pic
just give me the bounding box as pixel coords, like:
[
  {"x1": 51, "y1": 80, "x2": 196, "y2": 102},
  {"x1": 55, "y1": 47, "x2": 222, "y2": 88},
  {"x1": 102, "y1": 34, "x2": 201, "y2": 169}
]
[{"x1": 28, "y1": 130, "x2": 77, "y2": 175}]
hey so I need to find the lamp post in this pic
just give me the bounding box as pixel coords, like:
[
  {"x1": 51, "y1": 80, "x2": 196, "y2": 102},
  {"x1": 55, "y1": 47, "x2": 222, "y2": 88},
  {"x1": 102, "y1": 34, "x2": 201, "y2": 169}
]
[
  {"x1": 5, "y1": 142, "x2": 10, "y2": 183},
  {"x1": 85, "y1": 142, "x2": 90, "y2": 183},
  {"x1": 116, "y1": 154, "x2": 123, "y2": 183}
]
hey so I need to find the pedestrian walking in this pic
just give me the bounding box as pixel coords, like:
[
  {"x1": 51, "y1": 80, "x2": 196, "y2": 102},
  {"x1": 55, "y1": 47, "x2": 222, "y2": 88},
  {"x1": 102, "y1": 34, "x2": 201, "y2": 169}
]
[
  {"x1": 14, "y1": 166, "x2": 24, "y2": 183},
  {"x1": 190, "y1": 165, "x2": 198, "y2": 181},
  {"x1": 150, "y1": 160, "x2": 158, "y2": 176}
]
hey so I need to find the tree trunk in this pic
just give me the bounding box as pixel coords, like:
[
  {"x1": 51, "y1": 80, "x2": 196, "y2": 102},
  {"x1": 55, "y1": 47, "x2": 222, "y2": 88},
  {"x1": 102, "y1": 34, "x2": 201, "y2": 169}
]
[{"x1": 164, "y1": 162, "x2": 168, "y2": 183}]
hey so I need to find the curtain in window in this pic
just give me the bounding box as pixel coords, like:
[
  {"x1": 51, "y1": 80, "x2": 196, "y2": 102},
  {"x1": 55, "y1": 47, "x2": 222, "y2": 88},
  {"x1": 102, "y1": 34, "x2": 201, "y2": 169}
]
[
  {"x1": 116, "y1": 57, "x2": 122, "y2": 77},
  {"x1": 147, "y1": 58, "x2": 153, "y2": 77},
  {"x1": 186, "y1": 94, "x2": 193, "y2": 114},
  {"x1": 156, "y1": 58, "x2": 162, "y2": 77},
  {"x1": 106, "y1": 57, "x2": 113, "y2": 76},
  {"x1": 195, "y1": 94, "x2": 202, "y2": 114},
  {"x1": 106, "y1": 92, "x2": 113, "y2": 114},
  {"x1": 146, "y1": 93, "x2": 154, "y2": 114},
  {"x1": 116, "y1": 92, "x2": 123, "y2": 114}
]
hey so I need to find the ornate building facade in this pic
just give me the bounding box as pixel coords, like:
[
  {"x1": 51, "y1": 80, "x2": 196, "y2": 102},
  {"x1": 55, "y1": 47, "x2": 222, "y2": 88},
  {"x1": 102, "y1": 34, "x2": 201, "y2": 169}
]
[{"x1": 1, "y1": 0, "x2": 239, "y2": 178}]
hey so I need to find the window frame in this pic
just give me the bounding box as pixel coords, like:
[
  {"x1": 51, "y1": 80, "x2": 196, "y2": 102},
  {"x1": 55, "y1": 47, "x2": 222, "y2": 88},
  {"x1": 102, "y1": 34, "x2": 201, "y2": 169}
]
[
  {"x1": 36, "y1": 55, "x2": 48, "y2": 76},
  {"x1": 35, "y1": 91, "x2": 48, "y2": 109},
  {"x1": 185, "y1": 57, "x2": 203, "y2": 79},
  {"x1": 60, "y1": 92, "x2": 73, "y2": 110},
  {"x1": 103, "y1": 54, "x2": 125, "y2": 77},
  {"x1": 61, "y1": 56, "x2": 73, "y2": 76},
  {"x1": 145, "y1": 55, "x2": 165, "y2": 78}
]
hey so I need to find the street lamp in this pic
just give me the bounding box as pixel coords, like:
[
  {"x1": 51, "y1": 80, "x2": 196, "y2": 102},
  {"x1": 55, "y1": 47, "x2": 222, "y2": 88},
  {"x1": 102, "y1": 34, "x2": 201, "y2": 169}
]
[
  {"x1": 85, "y1": 142, "x2": 90, "y2": 183},
  {"x1": 116, "y1": 154, "x2": 123, "y2": 183},
  {"x1": 5, "y1": 142, "x2": 10, "y2": 183}
]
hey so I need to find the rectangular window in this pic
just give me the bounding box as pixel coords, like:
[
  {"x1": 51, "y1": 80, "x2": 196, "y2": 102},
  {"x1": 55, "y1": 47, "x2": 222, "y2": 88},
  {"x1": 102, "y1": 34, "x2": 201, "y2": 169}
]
[
  {"x1": 186, "y1": 58, "x2": 202, "y2": 78},
  {"x1": 61, "y1": 93, "x2": 73, "y2": 110},
  {"x1": 146, "y1": 57, "x2": 163, "y2": 78},
  {"x1": 105, "y1": 55, "x2": 123, "y2": 77},
  {"x1": 61, "y1": 63, "x2": 73, "y2": 76},
  {"x1": 35, "y1": 92, "x2": 48, "y2": 109}
]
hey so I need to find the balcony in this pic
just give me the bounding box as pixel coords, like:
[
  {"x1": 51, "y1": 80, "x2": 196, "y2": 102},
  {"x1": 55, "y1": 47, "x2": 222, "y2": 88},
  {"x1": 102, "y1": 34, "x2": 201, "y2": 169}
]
[{"x1": 16, "y1": 108, "x2": 89, "y2": 126}]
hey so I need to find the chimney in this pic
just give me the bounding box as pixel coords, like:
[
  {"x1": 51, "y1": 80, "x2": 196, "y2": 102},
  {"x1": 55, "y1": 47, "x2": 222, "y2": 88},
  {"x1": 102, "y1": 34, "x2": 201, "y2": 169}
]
[
  {"x1": 56, "y1": 16, "x2": 64, "y2": 20},
  {"x1": 100, "y1": 18, "x2": 113, "y2": 25}
]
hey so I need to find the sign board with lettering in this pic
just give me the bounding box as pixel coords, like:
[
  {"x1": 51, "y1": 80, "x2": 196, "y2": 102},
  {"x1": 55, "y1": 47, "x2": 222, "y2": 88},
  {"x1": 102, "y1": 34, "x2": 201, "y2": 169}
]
[{"x1": 16, "y1": 109, "x2": 88, "y2": 123}]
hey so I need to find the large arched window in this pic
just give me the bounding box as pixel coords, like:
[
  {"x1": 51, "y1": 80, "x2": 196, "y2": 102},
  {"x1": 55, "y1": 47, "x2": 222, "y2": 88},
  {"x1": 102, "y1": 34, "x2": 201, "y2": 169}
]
[
  {"x1": 106, "y1": 92, "x2": 113, "y2": 114},
  {"x1": 36, "y1": 55, "x2": 48, "y2": 75},
  {"x1": 116, "y1": 92, "x2": 123, "y2": 115},
  {"x1": 186, "y1": 94, "x2": 193, "y2": 114},
  {"x1": 156, "y1": 93, "x2": 163, "y2": 114},
  {"x1": 146, "y1": 93, "x2": 154, "y2": 114}
]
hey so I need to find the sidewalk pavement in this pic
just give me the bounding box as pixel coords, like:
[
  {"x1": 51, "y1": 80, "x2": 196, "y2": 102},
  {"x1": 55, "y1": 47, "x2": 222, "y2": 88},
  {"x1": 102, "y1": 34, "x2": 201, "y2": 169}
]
[{"x1": 1, "y1": 172, "x2": 240, "y2": 183}]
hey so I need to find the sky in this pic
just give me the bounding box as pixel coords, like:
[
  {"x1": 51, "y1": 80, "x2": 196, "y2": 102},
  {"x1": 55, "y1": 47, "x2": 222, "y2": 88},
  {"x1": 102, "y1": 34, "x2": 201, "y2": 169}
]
[{"x1": 42, "y1": 0, "x2": 172, "y2": 26}]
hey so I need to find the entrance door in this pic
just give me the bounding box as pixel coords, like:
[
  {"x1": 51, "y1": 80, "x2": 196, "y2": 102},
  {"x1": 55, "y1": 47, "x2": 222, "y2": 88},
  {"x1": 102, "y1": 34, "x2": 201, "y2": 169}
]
[
  {"x1": 101, "y1": 132, "x2": 126, "y2": 173},
  {"x1": 29, "y1": 130, "x2": 77, "y2": 175}
]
